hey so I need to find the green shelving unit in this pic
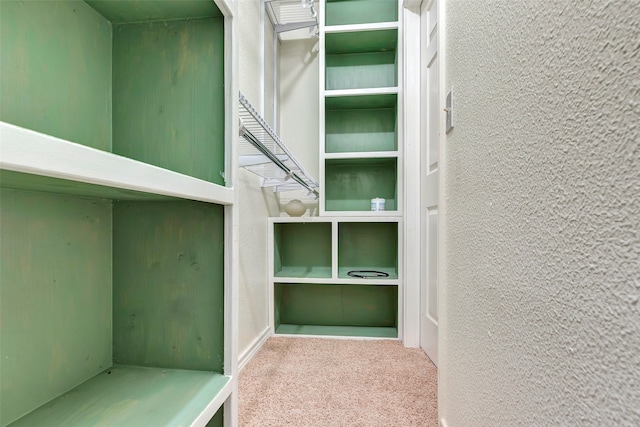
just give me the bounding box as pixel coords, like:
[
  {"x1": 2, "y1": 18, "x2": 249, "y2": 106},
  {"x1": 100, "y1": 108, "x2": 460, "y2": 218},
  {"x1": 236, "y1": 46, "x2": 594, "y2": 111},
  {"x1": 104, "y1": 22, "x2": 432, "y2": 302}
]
[
  {"x1": 338, "y1": 222, "x2": 398, "y2": 279},
  {"x1": 274, "y1": 222, "x2": 332, "y2": 278},
  {"x1": 325, "y1": 0, "x2": 398, "y2": 26},
  {"x1": 325, "y1": 29, "x2": 398, "y2": 91},
  {"x1": 274, "y1": 283, "x2": 398, "y2": 338},
  {"x1": 325, "y1": 94, "x2": 398, "y2": 153},
  {"x1": 0, "y1": 1, "x2": 232, "y2": 425},
  {"x1": 324, "y1": 157, "x2": 398, "y2": 212}
]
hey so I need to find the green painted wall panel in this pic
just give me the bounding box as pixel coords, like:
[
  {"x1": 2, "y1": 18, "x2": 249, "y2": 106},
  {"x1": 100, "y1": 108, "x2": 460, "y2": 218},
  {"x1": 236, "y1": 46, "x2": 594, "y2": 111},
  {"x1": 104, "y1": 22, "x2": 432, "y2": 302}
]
[
  {"x1": 325, "y1": 158, "x2": 397, "y2": 211},
  {"x1": 112, "y1": 17, "x2": 225, "y2": 185},
  {"x1": 0, "y1": 1, "x2": 112, "y2": 150},
  {"x1": 326, "y1": 52, "x2": 397, "y2": 90},
  {"x1": 86, "y1": 0, "x2": 222, "y2": 23},
  {"x1": 275, "y1": 284, "x2": 397, "y2": 327},
  {"x1": 338, "y1": 222, "x2": 398, "y2": 272},
  {"x1": 325, "y1": 29, "x2": 397, "y2": 55},
  {"x1": 326, "y1": 107, "x2": 397, "y2": 153},
  {"x1": 274, "y1": 223, "x2": 332, "y2": 278},
  {"x1": 112, "y1": 201, "x2": 225, "y2": 372},
  {"x1": 0, "y1": 189, "x2": 112, "y2": 426},
  {"x1": 325, "y1": 0, "x2": 398, "y2": 26}
]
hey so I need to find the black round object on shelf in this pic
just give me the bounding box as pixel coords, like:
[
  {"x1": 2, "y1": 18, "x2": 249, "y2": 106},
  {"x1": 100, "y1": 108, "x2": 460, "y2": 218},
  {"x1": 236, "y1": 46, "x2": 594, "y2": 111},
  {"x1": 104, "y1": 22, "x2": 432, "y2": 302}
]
[{"x1": 347, "y1": 270, "x2": 389, "y2": 279}]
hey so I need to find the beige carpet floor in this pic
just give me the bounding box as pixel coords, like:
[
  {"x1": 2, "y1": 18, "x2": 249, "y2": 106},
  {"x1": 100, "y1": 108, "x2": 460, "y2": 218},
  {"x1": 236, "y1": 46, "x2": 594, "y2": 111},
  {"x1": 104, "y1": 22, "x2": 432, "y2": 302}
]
[{"x1": 238, "y1": 337, "x2": 438, "y2": 427}]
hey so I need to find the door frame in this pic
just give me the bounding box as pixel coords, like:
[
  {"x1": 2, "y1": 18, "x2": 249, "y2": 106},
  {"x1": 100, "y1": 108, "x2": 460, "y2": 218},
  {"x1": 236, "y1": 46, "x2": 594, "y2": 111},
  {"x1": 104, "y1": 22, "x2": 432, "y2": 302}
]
[{"x1": 402, "y1": 0, "x2": 446, "y2": 364}]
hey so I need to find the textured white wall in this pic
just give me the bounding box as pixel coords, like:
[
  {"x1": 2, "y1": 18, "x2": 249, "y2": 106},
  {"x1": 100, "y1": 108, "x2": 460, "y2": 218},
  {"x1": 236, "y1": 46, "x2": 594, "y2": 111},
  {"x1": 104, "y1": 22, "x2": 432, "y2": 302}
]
[
  {"x1": 237, "y1": 0, "x2": 279, "y2": 358},
  {"x1": 440, "y1": 1, "x2": 640, "y2": 425},
  {"x1": 278, "y1": 38, "x2": 320, "y2": 213}
]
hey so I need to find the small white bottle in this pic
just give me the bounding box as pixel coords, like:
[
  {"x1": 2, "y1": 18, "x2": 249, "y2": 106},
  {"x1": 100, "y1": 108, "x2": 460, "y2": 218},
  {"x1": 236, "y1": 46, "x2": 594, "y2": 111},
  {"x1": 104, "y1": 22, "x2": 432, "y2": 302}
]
[{"x1": 371, "y1": 197, "x2": 385, "y2": 211}]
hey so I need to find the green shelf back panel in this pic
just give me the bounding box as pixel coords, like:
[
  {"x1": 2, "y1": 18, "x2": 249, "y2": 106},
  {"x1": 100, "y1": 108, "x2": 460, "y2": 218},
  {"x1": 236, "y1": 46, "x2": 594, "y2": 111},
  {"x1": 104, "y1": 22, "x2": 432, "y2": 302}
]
[
  {"x1": 274, "y1": 222, "x2": 332, "y2": 278},
  {"x1": 325, "y1": 94, "x2": 397, "y2": 153},
  {"x1": 325, "y1": 158, "x2": 397, "y2": 211},
  {"x1": 85, "y1": 0, "x2": 222, "y2": 23},
  {"x1": 338, "y1": 222, "x2": 398, "y2": 274},
  {"x1": 112, "y1": 17, "x2": 225, "y2": 185},
  {"x1": 206, "y1": 405, "x2": 224, "y2": 427},
  {"x1": 325, "y1": 0, "x2": 398, "y2": 26},
  {"x1": 275, "y1": 283, "x2": 398, "y2": 327},
  {"x1": 0, "y1": 0, "x2": 112, "y2": 151},
  {"x1": 275, "y1": 324, "x2": 398, "y2": 338},
  {"x1": 325, "y1": 29, "x2": 398, "y2": 90},
  {"x1": 0, "y1": 189, "x2": 112, "y2": 426},
  {"x1": 112, "y1": 201, "x2": 225, "y2": 373}
]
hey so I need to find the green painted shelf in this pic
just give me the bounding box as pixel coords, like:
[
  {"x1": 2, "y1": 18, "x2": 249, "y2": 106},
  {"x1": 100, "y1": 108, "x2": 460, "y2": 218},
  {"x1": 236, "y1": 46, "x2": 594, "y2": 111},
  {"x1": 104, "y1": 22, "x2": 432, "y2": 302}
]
[
  {"x1": 325, "y1": 0, "x2": 398, "y2": 26},
  {"x1": 274, "y1": 222, "x2": 332, "y2": 279},
  {"x1": 7, "y1": 366, "x2": 227, "y2": 427},
  {"x1": 276, "y1": 324, "x2": 398, "y2": 338},
  {"x1": 325, "y1": 93, "x2": 398, "y2": 153},
  {"x1": 324, "y1": 157, "x2": 398, "y2": 212},
  {"x1": 325, "y1": 29, "x2": 398, "y2": 91}
]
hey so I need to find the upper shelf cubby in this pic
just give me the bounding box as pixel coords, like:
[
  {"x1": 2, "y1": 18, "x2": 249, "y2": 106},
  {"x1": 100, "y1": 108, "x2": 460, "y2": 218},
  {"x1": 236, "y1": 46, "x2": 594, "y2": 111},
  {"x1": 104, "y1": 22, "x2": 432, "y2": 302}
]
[
  {"x1": 324, "y1": 29, "x2": 398, "y2": 91},
  {"x1": 0, "y1": 0, "x2": 226, "y2": 186},
  {"x1": 325, "y1": 93, "x2": 397, "y2": 153},
  {"x1": 325, "y1": 0, "x2": 397, "y2": 26}
]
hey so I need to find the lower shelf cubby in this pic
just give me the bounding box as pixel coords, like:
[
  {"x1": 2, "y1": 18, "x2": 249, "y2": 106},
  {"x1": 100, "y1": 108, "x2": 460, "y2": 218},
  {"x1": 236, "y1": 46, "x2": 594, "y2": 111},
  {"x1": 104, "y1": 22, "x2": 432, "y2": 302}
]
[
  {"x1": 0, "y1": 188, "x2": 227, "y2": 426},
  {"x1": 273, "y1": 222, "x2": 332, "y2": 278},
  {"x1": 338, "y1": 221, "x2": 398, "y2": 279},
  {"x1": 274, "y1": 283, "x2": 398, "y2": 338}
]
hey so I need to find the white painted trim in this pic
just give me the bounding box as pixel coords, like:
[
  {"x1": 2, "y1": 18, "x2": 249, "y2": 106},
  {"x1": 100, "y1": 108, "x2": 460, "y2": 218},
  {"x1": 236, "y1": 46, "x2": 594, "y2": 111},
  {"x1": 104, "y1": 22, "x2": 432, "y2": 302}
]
[
  {"x1": 274, "y1": 334, "x2": 400, "y2": 341},
  {"x1": 325, "y1": 21, "x2": 399, "y2": 33},
  {"x1": 273, "y1": 277, "x2": 400, "y2": 285},
  {"x1": 440, "y1": 417, "x2": 450, "y2": 427},
  {"x1": 220, "y1": 2, "x2": 239, "y2": 426},
  {"x1": 403, "y1": 0, "x2": 422, "y2": 13},
  {"x1": 324, "y1": 87, "x2": 399, "y2": 98},
  {"x1": 238, "y1": 327, "x2": 271, "y2": 372},
  {"x1": 192, "y1": 377, "x2": 234, "y2": 427},
  {"x1": 324, "y1": 151, "x2": 399, "y2": 160},
  {"x1": 0, "y1": 122, "x2": 234, "y2": 205},
  {"x1": 402, "y1": 5, "x2": 422, "y2": 348}
]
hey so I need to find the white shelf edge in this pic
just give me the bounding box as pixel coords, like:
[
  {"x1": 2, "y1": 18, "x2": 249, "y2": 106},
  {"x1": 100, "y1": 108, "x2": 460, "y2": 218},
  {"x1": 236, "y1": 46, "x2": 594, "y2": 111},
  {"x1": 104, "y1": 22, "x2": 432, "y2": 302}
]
[
  {"x1": 192, "y1": 376, "x2": 234, "y2": 427},
  {"x1": 272, "y1": 277, "x2": 399, "y2": 285},
  {"x1": 0, "y1": 122, "x2": 233, "y2": 205},
  {"x1": 269, "y1": 216, "x2": 402, "y2": 223},
  {"x1": 324, "y1": 21, "x2": 398, "y2": 34},
  {"x1": 324, "y1": 87, "x2": 399, "y2": 98},
  {"x1": 324, "y1": 151, "x2": 399, "y2": 160}
]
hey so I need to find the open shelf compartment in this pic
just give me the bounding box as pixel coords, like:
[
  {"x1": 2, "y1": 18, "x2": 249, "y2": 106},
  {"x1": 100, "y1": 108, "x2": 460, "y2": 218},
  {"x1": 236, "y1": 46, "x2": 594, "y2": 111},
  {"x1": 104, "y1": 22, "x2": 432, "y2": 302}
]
[
  {"x1": 325, "y1": 0, "x2": 398, "y2": 26},
  {"x1": 324, "y1": 157, "x2": 398, "y2": 212},
  {"x1": 325, "y1": 93, "x2": 398, "y2": 153},
  {"x1": 274, "y1": 283, "x2": 398, "y2": 338},
  {"x1": 1, "y1": 190, "x2": 227, "y2": 426},
  {"x1": 325, "y1": 29, "x2": 398, "y2": 91},
  {"x1": 1, "y1": 0, "x2": 226, "y2": 185},
  {"x1": 274, "y1": 222, "x2": 332, "y2": 278},
  {"x1": 338, "y1": 222, "x2": 398, "y2": 279}
]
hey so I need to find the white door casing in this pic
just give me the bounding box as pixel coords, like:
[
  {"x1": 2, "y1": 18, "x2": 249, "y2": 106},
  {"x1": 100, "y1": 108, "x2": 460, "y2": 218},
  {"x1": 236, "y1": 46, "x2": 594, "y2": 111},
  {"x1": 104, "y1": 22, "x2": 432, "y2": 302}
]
[{"x1": 420, "y1": 0, "x2": 439, "y2": 366}]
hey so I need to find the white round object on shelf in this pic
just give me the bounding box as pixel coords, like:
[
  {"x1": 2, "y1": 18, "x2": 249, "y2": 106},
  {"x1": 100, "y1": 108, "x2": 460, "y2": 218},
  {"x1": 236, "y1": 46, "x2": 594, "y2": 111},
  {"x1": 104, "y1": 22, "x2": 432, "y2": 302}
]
[{"x1": 285, "y1": 199, "x2": 306, "y2": 217}]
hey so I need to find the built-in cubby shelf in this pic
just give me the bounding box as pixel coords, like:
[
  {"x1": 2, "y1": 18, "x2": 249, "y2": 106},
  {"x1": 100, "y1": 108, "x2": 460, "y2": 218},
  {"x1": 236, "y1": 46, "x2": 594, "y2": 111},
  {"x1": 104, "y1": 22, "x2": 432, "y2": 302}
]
[
  {"x1": 269, "y1": 217, "x2": 400, "y2": 338},
  {"x1": 325, "y1": 93, "x2": 398, "y2": 153},
  {"x1": 0, "y1": 1, "x2": 234, "y2": 425},
  {"x1": 325, "y1": 0, "x2": 398, "y2": 26},
  {"x1": 324, "y1": 157, "x2": 398, "y2": 212},
  {"x1": 325, "y1": 28, "x2": 398, "y2": 91}
]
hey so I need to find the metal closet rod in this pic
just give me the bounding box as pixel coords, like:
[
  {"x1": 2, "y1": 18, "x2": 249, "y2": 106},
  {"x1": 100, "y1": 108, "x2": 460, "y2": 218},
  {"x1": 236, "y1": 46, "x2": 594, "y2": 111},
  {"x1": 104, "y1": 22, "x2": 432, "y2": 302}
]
[
  {"x1": 238, "y1": 93, "x2": 319, "y2": 198},
  {"x1": 240, "y1": 126, "x2": 319, "y2": 198}
]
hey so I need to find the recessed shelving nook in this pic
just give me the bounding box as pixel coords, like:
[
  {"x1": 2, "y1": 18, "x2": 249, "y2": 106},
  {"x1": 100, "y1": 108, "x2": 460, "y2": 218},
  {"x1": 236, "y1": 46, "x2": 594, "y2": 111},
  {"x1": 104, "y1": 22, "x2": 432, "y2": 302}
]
[
  {"x1": 268, "y1": 0, "x2": 402, "y2": 341},
  {"x1": 269, "y1": 217, "x2": 401, "y2": 338},
  {"x1": 0, "y1": 1, "x2": 235, "y2": 426}
]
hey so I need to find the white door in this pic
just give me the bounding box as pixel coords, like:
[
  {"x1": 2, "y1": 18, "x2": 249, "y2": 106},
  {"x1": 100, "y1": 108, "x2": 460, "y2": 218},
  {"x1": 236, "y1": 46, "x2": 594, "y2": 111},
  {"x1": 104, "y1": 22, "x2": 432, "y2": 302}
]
[{"x1": 420, "y1": 0, "x2": 439, "y2": 366}]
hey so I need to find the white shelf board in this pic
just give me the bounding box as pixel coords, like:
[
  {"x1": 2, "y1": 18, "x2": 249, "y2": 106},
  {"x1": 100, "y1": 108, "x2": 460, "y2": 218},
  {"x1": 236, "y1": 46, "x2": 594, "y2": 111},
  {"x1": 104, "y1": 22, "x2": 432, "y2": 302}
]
[
  {"x1": 324, "y1": 21, "x2": 398, "y2": 34},
  {"x1": 0, "y1": 122, "x2": 233, "y2": 205},
  {"x1": 324, "y1": 151, "x2": 399, "y2": 160},
  {"x1": 272, "y1": 276, "x2": 399, "y2": 285},
  {"x1": 324, "y1": 87, "x2": 399, "y2": 98}
]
